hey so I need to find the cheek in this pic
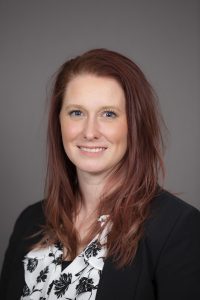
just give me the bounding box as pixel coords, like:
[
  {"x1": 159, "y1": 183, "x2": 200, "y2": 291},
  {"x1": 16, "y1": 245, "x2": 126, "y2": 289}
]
[
  {"x1": 103, "y1": 122, "x2": 128, "y2": 147},
  {"x1": 60, "y1": 121, "x2": 81, "y2": 142}
]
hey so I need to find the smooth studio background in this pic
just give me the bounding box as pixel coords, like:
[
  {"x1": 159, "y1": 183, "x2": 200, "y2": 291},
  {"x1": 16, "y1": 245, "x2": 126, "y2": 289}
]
[{"x1": 0, "y1": 0, "x2": 199, "y2": 269}]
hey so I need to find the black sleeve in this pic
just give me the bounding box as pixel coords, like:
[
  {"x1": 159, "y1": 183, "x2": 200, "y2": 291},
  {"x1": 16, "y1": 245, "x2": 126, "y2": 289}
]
[
  {"x1": 0, "y1": 201, "x2": 45, "y2": 299},
  {"x1": 155, "y1": 206, "x2": 200, "y2": 299}
]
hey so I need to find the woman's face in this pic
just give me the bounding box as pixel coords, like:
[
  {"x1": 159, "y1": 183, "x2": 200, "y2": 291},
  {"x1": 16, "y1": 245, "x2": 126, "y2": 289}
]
[{"x1": 59, "y1": 74, "x2": 128, "y2": 178}]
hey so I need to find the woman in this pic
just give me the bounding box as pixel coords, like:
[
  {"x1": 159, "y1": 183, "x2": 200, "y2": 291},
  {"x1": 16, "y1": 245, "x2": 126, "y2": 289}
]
[{"x1": 1, "y1": 48, "x2": 200, "y2": 300}]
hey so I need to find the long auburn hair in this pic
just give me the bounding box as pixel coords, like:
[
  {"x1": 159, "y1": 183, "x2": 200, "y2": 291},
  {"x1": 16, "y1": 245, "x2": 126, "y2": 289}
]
[{"x1": 41, "y1": 48, "x2": 165, "y2": 268}]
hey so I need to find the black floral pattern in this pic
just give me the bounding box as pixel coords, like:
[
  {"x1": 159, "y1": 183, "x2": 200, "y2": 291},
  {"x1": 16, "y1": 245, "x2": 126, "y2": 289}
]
[
  {"x1": 27, "y1": 258, "x2": 38, "y2": 272},
  {"x1": 54, "y1": 273, "x2": 72, "y2": 298},
  {"x1": 36, "y1": 266, "x2": 49, "y2": 283},
  {"x1": 49, "y1": 243, "x2": 63, "y2": 266},
  {"x1": 49, "y1": 252, "x2": 63, "y2": 266},
  {"x1": 21, "y1": 215, "x2": 109, "y2": 300},
  {"x1": 76, "y1": 277, "x2": 97, "y2": 295},
  {"x1": 47, "y1": 280, "x2": 54, "y2": 295},
  {"x1": 75, "y1": 262, "x2": 89, "y2": 277},
  {"x1": 85, "y1": 240, "x2": 101, "y2": 258},
  {"x1": 22, "y1": 283, "x2": 30, "y2": 296},
  {"x1": 55, "y1": 242, "x2": 63, "y2": 251},
  {"x1": 53, "y1": 255, "x2": 63, "y2": 266}
]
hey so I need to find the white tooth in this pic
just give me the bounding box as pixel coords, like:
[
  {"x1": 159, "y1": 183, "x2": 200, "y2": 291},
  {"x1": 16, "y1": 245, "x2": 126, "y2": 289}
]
[{"x1": 80, "y1": 147, "x2": 105, "y2": 153}]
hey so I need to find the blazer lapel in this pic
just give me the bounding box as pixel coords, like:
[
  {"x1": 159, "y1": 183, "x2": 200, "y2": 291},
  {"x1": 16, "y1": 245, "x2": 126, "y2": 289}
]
[{"x1": 96, "y1": 248, "x2": 142, "y2": 300}]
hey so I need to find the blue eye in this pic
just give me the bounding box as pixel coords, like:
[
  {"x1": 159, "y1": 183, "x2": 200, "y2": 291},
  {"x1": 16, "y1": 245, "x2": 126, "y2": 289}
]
[
  {"x1": 103, "y1": 110, "x2": 117, "y2": 118},
  {"x1": 68, "y1": 110, "x2": 83, "y2": 117}
]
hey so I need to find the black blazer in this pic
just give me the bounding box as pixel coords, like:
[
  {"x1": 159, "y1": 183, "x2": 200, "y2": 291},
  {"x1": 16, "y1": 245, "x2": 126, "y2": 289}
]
[{"x1": 1, "y1": 190, "x2": 200, "y2": 299}]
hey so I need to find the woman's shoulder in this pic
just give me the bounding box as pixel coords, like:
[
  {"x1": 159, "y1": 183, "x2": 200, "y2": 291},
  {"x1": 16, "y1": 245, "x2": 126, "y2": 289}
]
[
  {"x1": 0, "y1": 201, "x2": 46, "y2": 299},
  {"x1": 146, "y1": 188, "x2": 200, "y2": 234},
  {"x1": 17, "y1": 200, "x2": 45, "y2": 223},
  {"x1": 149, "y1": 188, "x2": 200, "y2": 222},
  {"x1": 14, "y1": 200, "x2": 46, "y2": 234},
  {"x1": 144, "y1": 189, "x2": 200, "y2": 259},
  {"x1": 8, "y1": 200, "x2": 46, "y2": 254}
]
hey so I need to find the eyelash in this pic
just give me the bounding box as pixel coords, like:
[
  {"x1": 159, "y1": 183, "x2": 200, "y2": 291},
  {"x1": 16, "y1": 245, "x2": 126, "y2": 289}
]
[
  {"x1": 102, "y1": 110, "x2": 117, "y2": 118},
  {"x1": 67, "y1": 109, "x2": 118, "y2": 118},
  {"x1": 68, "y1": 110, "x2": 83, "y2": 117}
]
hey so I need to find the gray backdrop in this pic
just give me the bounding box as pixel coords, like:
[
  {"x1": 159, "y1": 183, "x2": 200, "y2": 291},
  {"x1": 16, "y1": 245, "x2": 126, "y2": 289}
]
[{"x1": 0, "y1": 0, "x2": 199, "y2": 269}]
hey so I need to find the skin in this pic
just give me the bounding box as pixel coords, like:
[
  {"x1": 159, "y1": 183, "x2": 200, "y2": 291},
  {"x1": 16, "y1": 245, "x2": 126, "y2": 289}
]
[{"x1": 59, "y1": 74, "x2": 128, "y2": 242}]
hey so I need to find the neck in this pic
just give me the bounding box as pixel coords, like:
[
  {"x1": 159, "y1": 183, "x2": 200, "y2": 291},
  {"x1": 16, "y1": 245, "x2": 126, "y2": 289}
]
[{"x1": 76, "y1": 170, "x2": 109, "y2": 216}]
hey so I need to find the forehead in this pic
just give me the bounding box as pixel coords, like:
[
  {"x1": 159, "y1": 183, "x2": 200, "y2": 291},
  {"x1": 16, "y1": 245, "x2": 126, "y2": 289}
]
[{"x1": 63, "y1": 74, "x2": 126, "y2": 108}]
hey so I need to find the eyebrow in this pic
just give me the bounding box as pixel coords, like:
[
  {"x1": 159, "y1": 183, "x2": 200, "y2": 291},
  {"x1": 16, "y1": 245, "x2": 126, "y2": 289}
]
[
  {"x1": 64, "y1": 104, "x2": 84, "y2": 110},
  {"x1": 100, "y1": 106, "x2": 122, "y2": 111},
  {"x1": 63, "y1": 104, "x2": 123, "y2": 112}
]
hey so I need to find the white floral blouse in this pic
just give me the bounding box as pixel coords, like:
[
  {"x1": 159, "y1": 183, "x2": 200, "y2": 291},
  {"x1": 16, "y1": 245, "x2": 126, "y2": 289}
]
[{"x1": 21, "y1": 216, "x2": 109, "y2": 300}]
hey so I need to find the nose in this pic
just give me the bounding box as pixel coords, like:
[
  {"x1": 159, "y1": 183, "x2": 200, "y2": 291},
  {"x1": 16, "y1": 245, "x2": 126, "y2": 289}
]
[{"x1": 83, "y1": 116, "x2": 100, "y2": 140}]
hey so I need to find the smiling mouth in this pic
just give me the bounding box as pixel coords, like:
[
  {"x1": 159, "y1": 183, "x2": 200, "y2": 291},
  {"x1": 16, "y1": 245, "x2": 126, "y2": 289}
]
[{"x1": 78, "y1": 146, "x2": 107, "y2": 153}]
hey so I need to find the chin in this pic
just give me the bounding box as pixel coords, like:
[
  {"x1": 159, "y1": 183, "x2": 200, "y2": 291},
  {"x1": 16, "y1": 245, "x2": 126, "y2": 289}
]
[{"x1": 77, "y1": 165, "x2": 111, "y2": 176}]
